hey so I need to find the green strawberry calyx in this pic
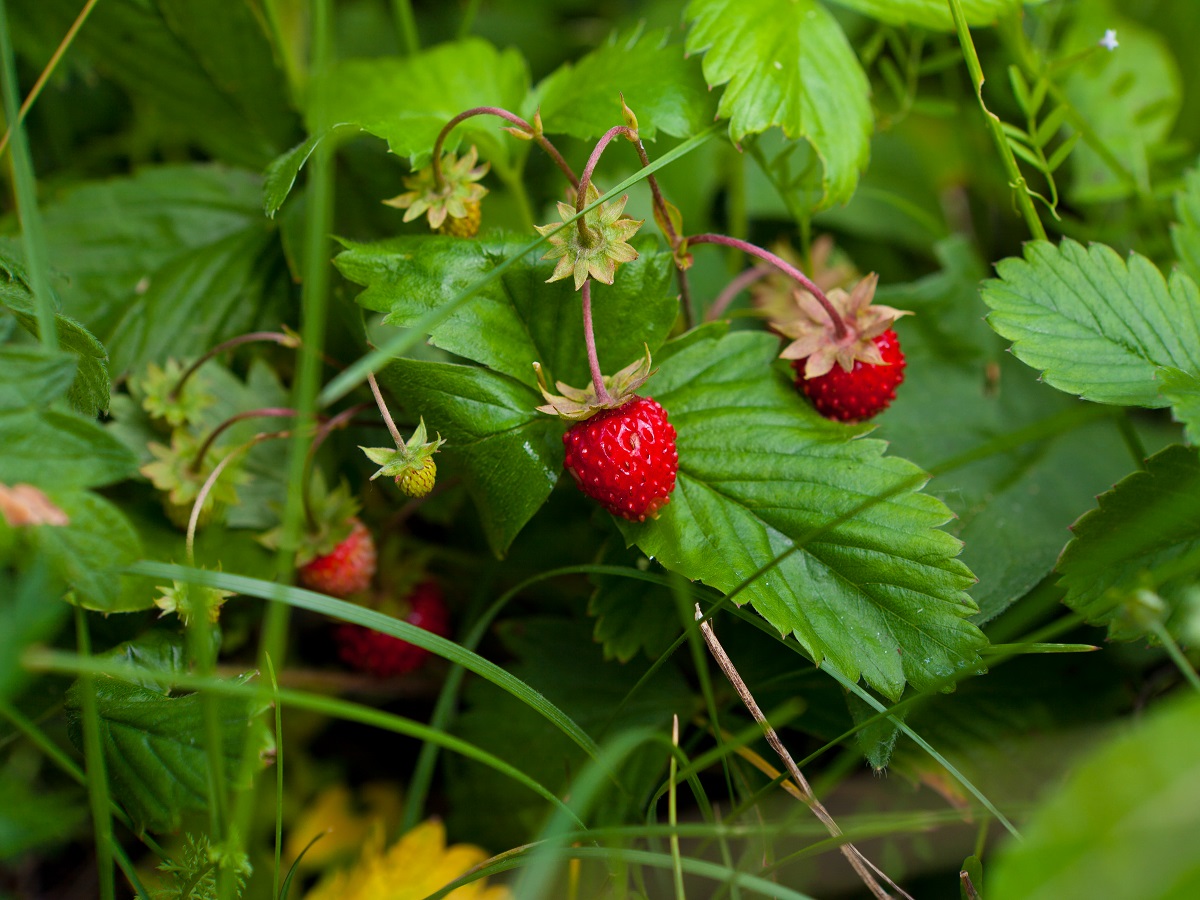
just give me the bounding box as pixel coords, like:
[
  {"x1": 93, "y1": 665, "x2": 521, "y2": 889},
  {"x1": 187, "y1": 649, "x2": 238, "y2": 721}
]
[
  {"x1": 360, "y1": 417, "x2": 446, "y2": 482},
  {"x1": 534, "y1": 345, "x2": 656, "y2": 422}
]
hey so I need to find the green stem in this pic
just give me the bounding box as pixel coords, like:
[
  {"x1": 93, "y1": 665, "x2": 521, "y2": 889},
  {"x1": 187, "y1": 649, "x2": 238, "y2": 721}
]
[
  {"x1": 1150, "y1": 622, "x2": 1200, "y2": 694},
  {"x1": 0, "y1": 0, "x2": 56, "y2": 350},
  {"x1": 999, "y1": 14, "x2": 1141, "y2": 197},
  {"x1": 457, "y1": 0, "x2": 483, "y2": 38},
  {"x1": 74, "y1": 607, "x2": 115, "y2": 900},
  {"x1": 389, "y1": 0, "x2": 419, "y2": 56},
  {"x1": 947, "y1": 0, "x2": 1048, "y2": 241}
]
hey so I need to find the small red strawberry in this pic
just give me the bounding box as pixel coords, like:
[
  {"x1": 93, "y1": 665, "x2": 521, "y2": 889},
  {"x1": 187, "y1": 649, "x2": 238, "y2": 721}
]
[
  {"x1": 334, "y1": 580, "x2": 450, "y2": 677},
  {"x1": 261, "y1": 477, "x2": 377, "y2": 599},
  {"x1": 535, "y1": 347, "x2": 678, "y2": 522},
  {"x1": 792, "y1": 329, "x2": 906, "y2": 422},
  {"x1": 771, "y1": 273, "x2": 911, "y2": 423},
  {"x1": 299, "y1": 517, "x2": 377, "y2": 598},
  {"x1": 563, "y1": 397, "x2": 677, "y2": 521}
]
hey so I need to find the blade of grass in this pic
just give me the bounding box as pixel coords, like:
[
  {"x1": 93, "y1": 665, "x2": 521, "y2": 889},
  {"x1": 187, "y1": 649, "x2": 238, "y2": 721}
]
[
  {"x1": 128, "y1": 561, "x2": 609, "y2": 766},
  {"x1": 229, "y1": 0, "x2": 336, "y2": 888},
  {"x1": 266, "y1": 654, "x2": 284, "y2": 900},
  {"x1": 73, "y1": 608, "x2": 115, "y2": 900},
  {"x1": 0, "y1": 0, "x2": 100, "y2": 159},
  {"x1": 0, "y1": 0, "x2": 55, "y2": 350},
  {"x1": 23, "y1": 647, "x2": 587, "y2": 831}
]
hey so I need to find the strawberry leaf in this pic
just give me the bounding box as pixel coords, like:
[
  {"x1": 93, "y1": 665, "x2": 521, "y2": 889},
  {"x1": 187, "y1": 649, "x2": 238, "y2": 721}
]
[
  {"x1": 981, "y1": 239, "x2": 1200, "y2": 407},
  {"x1": 534, "y1": 27, "x2": 716, "y2": 141},
  {"x1": 1160, "y1": 367, "x2": 1200, "y2": 445},
  {"x1": 14, "y1": 0, "x2": 297, "y2": 167},
  {"x1": 878, "y1": 238, "x2": 1164, "y2": 624},
  {"x1": 684, "y1": 0, "x2": 872, "y2": 207},
  {"x1": 337, "y1": 234, "x2": 676, "y2": 389},
  {"x1": 316, "y1": 39, "x2": 529, "y2": 170},
  {"x1": 1057, "y1": 444, "x2": 1200, "y2": 640},
  {"x1": 989, "y1": 694, "x2": 1200, "y2": 900},
  {"x1": 1172, "y1": 163, "x2": 1200, "y2": 286},
  {"x1": 0, "y1": 269, "x2": 111, "y2": 418},
  {"x1": 379, "y1": 360, "x2": 561, "y2": 557},
  {"x1": 64, "y1": 632, "x2": 273, "y2": 834},
  {"x1": 621, "y1": 330, "x2": 984, "y2": 700},
  {"x1": 824, "y1": 0, "x2": 1026, "y2": 30}
]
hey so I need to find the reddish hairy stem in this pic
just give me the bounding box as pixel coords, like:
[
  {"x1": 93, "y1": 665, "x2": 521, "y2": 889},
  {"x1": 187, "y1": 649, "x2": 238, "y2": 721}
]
[
  {"x1": 431, "y1": 106, "x2": 578, "y2": 189},
  {"x1": 707, "y1": 264, "x2": 772, "y2": 322},
  {"x1": 575, "y1": 125, "x2": 638, "y2": 218},
  {"x1": 687, "y1": 234, "x2": 848, "y2": 340},
  {"x1": 301, "y1": 402, "x2": 371, "y2": 530},
  {"x1": 170, "y1": 332, "x2": 297, "y2": 401},
  {"x1": 632, "y1": 138, "x2": 680, "y2": 248},
  {"x1": 189, "y1": 408, "x2": 297, "y2": 475},
  {"x1": 581, "y1": 280, "x2": 614, "y2": 404}
]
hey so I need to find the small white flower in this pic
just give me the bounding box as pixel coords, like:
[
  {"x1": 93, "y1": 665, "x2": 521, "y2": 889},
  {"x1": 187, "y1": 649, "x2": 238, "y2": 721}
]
[{"x1": 1099, "y1": 29, "x2": 1119, "y2": 51}]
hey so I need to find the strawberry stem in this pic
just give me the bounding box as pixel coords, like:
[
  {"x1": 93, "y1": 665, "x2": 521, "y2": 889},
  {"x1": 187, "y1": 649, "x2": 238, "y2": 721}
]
[
  {"x1": 707, "y1": 264, "x2": 772, "y2": 321},
  {"x1": 431, "y1": 106, "x2": 578, "y2": 190},
  {"x1": 581, "y1": 279, "x2": 614, "y2": 405},
  {"x1": 575, "y1": 124, "x2": 638, "y2": 243},
  {"x1": 186, "y1": 430, "x2": 290, "y2": 562},
  {"x1": 686, "y1": 234, "x2": 849, "y2": 340},
  {"x1": 189, "y1": 408, "x2": 298, "y2": 475},
  {"x1": 169, "y1": 331, "x2": 299, "y2": 402},
  {"x1": 366, "y1": 372, "x2": 404, "y2": 447},
  {"x1": 629, "y1": 136, "x2": 694, "y2": 327}
]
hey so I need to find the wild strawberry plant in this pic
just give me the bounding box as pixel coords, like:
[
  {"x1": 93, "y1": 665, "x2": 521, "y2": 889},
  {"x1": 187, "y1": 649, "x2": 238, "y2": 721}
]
[{"x1": 1, "y1": 0, "x2": 1199, "y2": 898}]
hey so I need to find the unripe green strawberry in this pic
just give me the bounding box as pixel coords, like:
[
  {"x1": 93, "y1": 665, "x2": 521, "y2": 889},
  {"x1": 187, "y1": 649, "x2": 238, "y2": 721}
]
[
  {"x1": 394, "y1": 457, "x2": 437, "y2": 498},
  {"x1": 434, "y1": 200, "x2": 481, "y2": 237}
]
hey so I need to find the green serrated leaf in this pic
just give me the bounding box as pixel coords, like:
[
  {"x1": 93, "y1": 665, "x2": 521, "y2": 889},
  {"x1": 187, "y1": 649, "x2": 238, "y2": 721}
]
[
  {"x1": 981, "y1": 239, "x2": 1200, "y2": 406},
  {"x1": 13, "y1": 164, "x2": 283, "y2": 375},
  {"x1": 684, "y1": 0, "x2": 872, "y2": 207},
  {"x1": 263, "y1": 123, "x2": 364, "y2": 218},
  {"x1": 0, "y1": 407, "x2": 136, "y2": 490},
  {"x1": 878, "y1": 238, "x2": 1156, "y2": 625},
  {"x1": 35, "y1": 490, "x2": 142, "y2": 612},
  {"x1": 65, "y1": 633, "x2": 273, "y2": 835},
  {"x1": 1160, "y1": 367, "x2": 1200, "y2": 445},
  {"x1": 0, "y1": 346, "x2": 76, "y2": 410},
  {"x1": 380, "y1": 359, "x2": 561, "y2": 557},
  {"x1": 620, "y1": 330, "x2": 984, "y2": 700},
  {"x1": 534, "y1": 27, "x2": 717, "y2": 142},
  {"x1": 989, "y1": 694, "x2": 1200, "y2": 900},
  {"x1": 1172, "y1": 164, "x2": 1200, "y2": 285},
  {"x1": 1057, "y1": 444, "x2": 1200, "y2": 640},
  {"x1": 0, "y1": 263, "x2": 111, "y2": 417},
  {"x1": 107, "y1": 225, "x2": 284, "y2": 376},
  {"x1": 588, "y1": 542, "x2": 680, "y2": 663},
  {"x1": 825, "y1": 0, "x2": 1028, "y2": 31},
  {"x1": 316, "y1": 39, "x2": 529, "y2": 170},
  {"x1": 337, "y1": 234, "x2": 677, "y2": 389},
  {"x1": 11, "y1": 0, "x2": 297, "y2": 167}
]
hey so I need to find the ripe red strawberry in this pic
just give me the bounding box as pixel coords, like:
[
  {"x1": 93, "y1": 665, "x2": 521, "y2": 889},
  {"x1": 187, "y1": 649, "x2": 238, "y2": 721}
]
[
  {"x1": 562, "y1": 396, "x2": 678, "y2": 521},
  {"x1": 791, "y1": 328, "x2": 906, "y2": 422},
  {"x1": 298, "y1": 518, "x2": 377, "y2": 599},
  {"x1": 334, "y1": 580, "x2": 450, "y2": 677}
]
